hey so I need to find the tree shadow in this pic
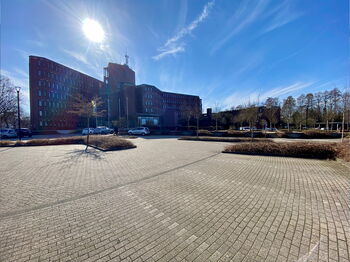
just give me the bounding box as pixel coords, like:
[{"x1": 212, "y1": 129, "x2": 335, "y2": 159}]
[{"x1": 50, "y1": 147, "x2": 106, "y2": 167}]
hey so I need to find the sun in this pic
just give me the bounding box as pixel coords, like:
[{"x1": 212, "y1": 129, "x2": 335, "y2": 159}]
[{"x1": 82, "y1": 18, "x2": 105, "y2": 43}]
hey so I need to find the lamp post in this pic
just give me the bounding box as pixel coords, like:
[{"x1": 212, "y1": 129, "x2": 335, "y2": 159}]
[
  {"x1": 91, "y1": 100, "x2": 97, "y2": 127},
  {"x1": 16, "y1": 87, "x2": 21, "y2": 140}
]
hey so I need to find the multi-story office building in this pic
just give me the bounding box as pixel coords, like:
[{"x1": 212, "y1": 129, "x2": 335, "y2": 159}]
[
  {"x1": 29, "y1": 56, "x2": 201, "y2": 131},
  {"x1": 29, "y1": 56, "x2": 103, "y2": 130}
]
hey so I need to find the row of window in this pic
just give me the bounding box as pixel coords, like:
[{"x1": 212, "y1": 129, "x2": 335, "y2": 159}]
[
  {"x1": 38, "y1": 79, "x2": 97, "y2": 90},
  {"x1": 38, "y1": 90, "x2": 69, "y2": 100},
  {"x1": 37, "y1": 60, "x2": 98, "y2": 81},
  {"x1": 39, "y1": 120, "x2": 69, "y2": 127},
  {"x1": 38, "y1": 100, "x2": 66, "y2": 109},
  {"x1": 39, "y1": 110, "x2": 65, "y2": 117}
]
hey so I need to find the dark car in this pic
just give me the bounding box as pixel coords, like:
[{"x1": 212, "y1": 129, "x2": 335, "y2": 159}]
[{"x1": 15, "y1": 128, "x2": 32, "y2": 138}]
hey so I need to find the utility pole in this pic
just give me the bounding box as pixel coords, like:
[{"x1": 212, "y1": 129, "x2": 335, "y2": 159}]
[
  {"x1": 16, "y1": 87, "x2": 21, "y2": 140},
  {"x1": 107, "y1": 96, "x2": 110, "y2": 127},
  {"x1": 126, "y1": 96, "x2": 129, "y2": 129}
]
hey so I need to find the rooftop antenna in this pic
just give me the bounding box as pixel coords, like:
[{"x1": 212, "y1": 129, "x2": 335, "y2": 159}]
[{"x1": 124, "y1": 48, "x2": 129, "y2": 66}]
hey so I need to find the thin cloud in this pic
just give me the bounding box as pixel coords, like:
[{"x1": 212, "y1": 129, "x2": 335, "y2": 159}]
[
  {"x1": 211, "y1": 0, "x2": 302, "y2": 54},
  {"x1": 153, "y1": 0, "x2": 215, "y2": 60},
  {"x1": 222, "y1": 81, "x2": 314, "y2": 108},
  {"x1": 62, "y1": 48, "x2": 89, "y2": 65},
  {"x1": 264, "y1": 82, "x2": 314, "y2": 97},
  {"x1": 153, "y1": 46, "x2": 185, "y2": 61},
  {"x1": 211, "y1": 0, "x2": 269, "y2": 55},
  {"x1": 261, "y1": 3, "x2": 302, "y2": 34}
]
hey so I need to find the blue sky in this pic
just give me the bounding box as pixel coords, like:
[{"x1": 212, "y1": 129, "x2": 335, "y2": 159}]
[{"x1": 1, "y1": 0, "x2": 348, "y2": 113}]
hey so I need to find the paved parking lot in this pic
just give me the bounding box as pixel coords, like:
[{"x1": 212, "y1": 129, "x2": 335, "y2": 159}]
[{"x1": 0, "y1": 137, "x2": 349, "y2": 261}]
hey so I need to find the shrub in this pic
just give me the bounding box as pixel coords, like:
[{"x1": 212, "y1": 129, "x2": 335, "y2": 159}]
[
  {"x1": 226, "y1": 130, "x2": 250, "y2": 137},
  {"x1": 179, "y1": 136, "x2": 272, "y2": 143},
  {"x1": 196, "y1": 130, "x2": 213, "y2": 136},
  {"x1": 20, "y1": 137, "x2": 84, "y2": 146},
  {"x1": 223, "y1": 142, "x2": 338, "y2": 160},
  {"x1": 302, "y1": 130, "x2": 341, "y2": 139},
  {"x1": 0, "y1": 140, "x2": 16, "y2": 146},
  {"x1": 87, "y1": 136, "x2": 135, "y2": 150},
  {"x1": 0, "y1": 135, "x2": 135, "y2": 151},
  {"x1": 335, "y1": 141, "x2": 350, "y2": 162}
]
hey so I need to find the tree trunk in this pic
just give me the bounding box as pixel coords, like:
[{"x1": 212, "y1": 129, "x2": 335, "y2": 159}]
[
  {"x1": 341, "y1": 110, "x2": 345, "y2": 142},
  {"x1": 86, "y1": 117, "x2": 90, "y2": 151},
  {"x1": 196, "y1": 117, "x2": 199, "y2": 137}
]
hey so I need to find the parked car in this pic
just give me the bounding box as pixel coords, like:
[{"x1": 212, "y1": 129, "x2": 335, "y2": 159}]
[
  {"x1": 0, "y1": 128, "x2": 17, "y2": 139},
  {"x1": 94, "y1": 126, "x2": 114, "y2": 135},
  {"x1": 264, "y1": 128, "x2": 278, "y2": 131},
  {"x1": 239, "y1": 127, "x2": 255, "y2": 131},
  {"x1": 82, "y1": 128, "x2": 95, "y2": 135},
  {"x1": 128, "y1": 127, "x2": 150, "y2": 136},
  {"x1": 15, "y1": 128, "x2": 32, "y2": 137}
]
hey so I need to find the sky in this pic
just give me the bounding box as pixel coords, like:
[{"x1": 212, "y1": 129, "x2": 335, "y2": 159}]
[{"x1": 0, "y1": 0, "x2": 348, "y2": 113}]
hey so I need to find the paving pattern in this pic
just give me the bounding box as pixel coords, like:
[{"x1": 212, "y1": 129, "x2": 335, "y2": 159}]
[{"x1": 0, "y1": 137, "x2": 349, "y2": 262}]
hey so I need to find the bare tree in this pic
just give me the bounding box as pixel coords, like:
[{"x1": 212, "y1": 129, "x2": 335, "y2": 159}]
[
  {"x1": 342, "y1": 91, "x2": 350, "y2": 131},
  {"x1": 192, "y1": 106, "x2": 202, "y2": 137},
  {"x1": 281, "y1": 96, "x2": 296, "y2": 131},
  {"x1": 0, "y1": 76, "x2": 17, "y2": 128},
  {"x1": 305, "y1": 93, "x2": 314, "y2": 127},
  {"x1": 239, "y1": 103, "x2": 258, "y2": 139},
  {"x1": 68, "y1": 94, "x2": 104, "y2": 150},
  {"x1": 296, "y1": 94, "x2": 306, "y2": 130},
  {"x1": 264, "y1": 97, "x2": 279, "y2": 128},
  {"x1": 213, "y1": 102, "x2": 221, "y2": 131},
  {"x1": 181, "y1": 104, "x2": 194, "y2": 130}
]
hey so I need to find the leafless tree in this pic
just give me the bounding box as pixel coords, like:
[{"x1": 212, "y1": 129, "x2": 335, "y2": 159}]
[
  {"x1": 239, "y1": 103, "x2": 258, "y2": 139},
  {"x1": 181, "y1": 104, "x2": 194, "y2": 130},
  {"x1": 68, "y1": 94, "x2": 104, "y2": 150},
  {"x1": 213, "y1": 102, "x2": 221, "y2": 131},
  {"x1": 0, "y1": 76, "x2": 17, "y2": 128},
  {"x1": 264, "y1": 97, "x2": 279, "y2": 128},
  {"x1": 281, "y1": 96, "x2": 296, "y2": 131}
]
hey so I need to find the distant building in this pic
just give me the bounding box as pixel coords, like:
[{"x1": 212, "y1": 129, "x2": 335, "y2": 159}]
[{"x1": 29, "y1": 56, "x2": 201, "y2": 131}]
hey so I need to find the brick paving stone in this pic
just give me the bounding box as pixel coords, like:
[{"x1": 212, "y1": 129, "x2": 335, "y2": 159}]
[{"x1": 0, "y1": 138, "x2": 349, "y2": 262}]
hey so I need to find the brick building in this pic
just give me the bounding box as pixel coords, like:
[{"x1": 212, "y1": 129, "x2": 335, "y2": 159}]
[
  {"x1": 29, "y1": 56, "x2": 201, "y2": 131},
  {"x1": 29, "y1": 56, "x2": 103, "y2": 131}
]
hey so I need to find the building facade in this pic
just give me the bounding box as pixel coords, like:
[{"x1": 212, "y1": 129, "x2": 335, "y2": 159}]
[
  {"x1": 29, "y1": 56, "x2": 202, "y2": 131},
  {"x1": 29, "y1": 56, "x2": 104, "y2": 130}
]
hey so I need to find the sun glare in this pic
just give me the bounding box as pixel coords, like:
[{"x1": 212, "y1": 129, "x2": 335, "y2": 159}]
[{"x1": 82, "y1": 18, "x2": 105, "y2": 43}]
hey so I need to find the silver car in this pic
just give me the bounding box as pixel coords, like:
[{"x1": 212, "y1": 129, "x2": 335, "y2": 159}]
[{"x1": 128, "y1": 127, "x2": 150, "y2": 136}]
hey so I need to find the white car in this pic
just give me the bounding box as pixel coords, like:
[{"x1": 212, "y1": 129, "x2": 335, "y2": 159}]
[
  {"x1": 128, "y1": 127, "x2": 150, "y2": 136},
  {"x1": 0, "y1": 128, "x2": 17, "y2": 139},
  {"x1": 82, "y1": 128, "x2": 95, "y2": 135},
  {"x1": 94, "y1": 126, "x2": 114, "y2": 135}
]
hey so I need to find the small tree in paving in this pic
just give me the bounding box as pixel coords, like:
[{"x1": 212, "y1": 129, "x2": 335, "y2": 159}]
[{"x1": 69, "y1": 94, "x2": 104, "y2": 150}]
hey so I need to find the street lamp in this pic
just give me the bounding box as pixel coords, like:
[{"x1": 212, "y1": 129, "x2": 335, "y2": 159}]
[
  {"x1": 16, "y1": 87, "x2": 21, "y2": 140},
  {"x1": 91, "y1": 100, "x2": 97, "y2": 127}
]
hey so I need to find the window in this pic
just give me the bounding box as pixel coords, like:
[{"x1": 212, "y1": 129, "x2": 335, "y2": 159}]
[
  {"x1": 38, "y1": 70, "x2": 41, "y2": 76},
  {"x1": 39, "y1": 101, "x2": 42, "y2": 106},
  {"x1": 38, "y1": 90, "x2": 41, "y2": 96},
  {"x1": 40, "y1": 121, "x2": 43, "y2": 126},
  {"x1": 39, "y1": 111, "x2": 42, "y2": 116},
  {"x1": 38, "y1": 80, "x2": 41, "y2": 86}
]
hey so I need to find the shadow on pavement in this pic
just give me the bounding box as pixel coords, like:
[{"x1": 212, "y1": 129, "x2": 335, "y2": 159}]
[
  {"x1": 0, "y1": 147, "x2": 15, "y2": 153},
  {"x1": 51, "y1": 147, "x2": 105, "y2": 167}
]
